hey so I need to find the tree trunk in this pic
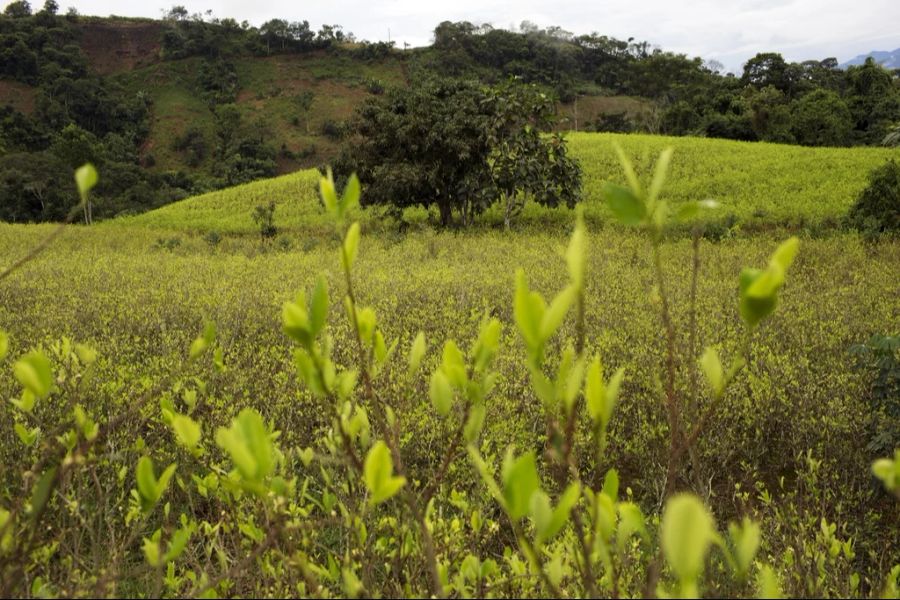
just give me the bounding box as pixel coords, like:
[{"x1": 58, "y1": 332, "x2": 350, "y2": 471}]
[
  {"x1": 438, "y1": 201, "x2": 452, "y2": 227},
  {"x1": 503, "y1": 193, "x2": 511, "y2": 230}
]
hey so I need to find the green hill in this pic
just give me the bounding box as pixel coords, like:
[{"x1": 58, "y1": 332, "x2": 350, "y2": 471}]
[{"x1": 117, "y1": 132, "x2": 896, "y2": 234}]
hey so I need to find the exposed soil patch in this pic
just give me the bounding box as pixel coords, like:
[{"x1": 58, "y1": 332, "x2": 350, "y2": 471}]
[
  {"x1": 78, "y1": 20, "x2": 163, "y2": 75},
  {"x1": 0, "y1": 80, "x2": 37, "y2": 115}
]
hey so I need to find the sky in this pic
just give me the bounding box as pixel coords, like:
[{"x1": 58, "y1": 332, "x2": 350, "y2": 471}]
[{"x1": 53, "y1": 0, "x2": 900, "y2": 73}]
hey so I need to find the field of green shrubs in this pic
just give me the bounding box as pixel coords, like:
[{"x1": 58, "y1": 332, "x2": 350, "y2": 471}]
[
  {"x1": 0, "y1": 134, "x2": 897, "y2": 598},
  {"x1": 117, "y1": 132, "x2": 897, "y2": 235}
]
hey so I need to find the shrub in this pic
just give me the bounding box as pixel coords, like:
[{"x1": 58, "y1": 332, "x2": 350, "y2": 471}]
[
  {"x1": 251, "y1": 201, "x2": 277, "y2": 239},
  {"x1": 0, "y1": 161, "x2": 896, "y2": 598},
  {"x1": 847, "y1": 159, "x2": 900, "y2": 234},
  {"x1": 850, "y1": 334, "x2": 900, "y2": 453},
  {"x1": 320, "y1": 119, "x2": 345, "y2": 140}
]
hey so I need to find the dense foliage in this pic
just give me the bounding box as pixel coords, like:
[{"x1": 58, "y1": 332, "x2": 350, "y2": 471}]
[
  {"x1": 334, "y1": 78, "x2": 582, "y2": 226},
  {"x1": 0, "y1": 4, "x2": 202, "y2": 221},
  {"x1": 0, "y1": 158, "x2": 898, "y2": 597},
  {"x1": 1, "y1": 6, "x2": 899, "y2": 222},
  {"x1": 419, "y1": 22, "x2": 900, "y2": 147},
  {"x1": 848, "y1": 159, "x2": 900, "y2": 234}
]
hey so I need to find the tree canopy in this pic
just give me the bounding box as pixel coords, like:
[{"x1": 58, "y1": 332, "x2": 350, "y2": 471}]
[{"x1": 335, "y1": 78, "x2": 582, "y2": 227}]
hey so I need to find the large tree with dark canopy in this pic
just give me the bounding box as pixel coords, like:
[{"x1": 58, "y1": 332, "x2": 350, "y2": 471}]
[{"x1": 334, "y1": 78, "x2": 581, "y2": 226}]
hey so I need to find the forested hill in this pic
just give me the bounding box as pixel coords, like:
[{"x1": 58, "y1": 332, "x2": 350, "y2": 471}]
[{"x1": 1, "y1": 2, "x2": 899, "y2": 223}]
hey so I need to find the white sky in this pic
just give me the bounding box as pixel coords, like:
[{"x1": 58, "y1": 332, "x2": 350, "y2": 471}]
[{"x1": 49, "y1": 0, "x2": 900, "y2": 73}]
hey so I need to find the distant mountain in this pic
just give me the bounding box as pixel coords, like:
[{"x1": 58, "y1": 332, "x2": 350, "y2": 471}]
[{"x1": 840, "y1": 48, "x2": 900, "y2": 69}]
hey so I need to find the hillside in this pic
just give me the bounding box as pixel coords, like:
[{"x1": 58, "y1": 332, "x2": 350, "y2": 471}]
[
  {"x1": 1, "y1": 11, "x2": 898, "y2": 225},
  {"x1": 113, "y1": 52, "x2": 408, "y2": 173},
  {"x1": 841, "y1": 47, "x2": 900, "y2": 69},
  {"x1": 117, "y1": 132, "x2": 897, "y2": 234}
]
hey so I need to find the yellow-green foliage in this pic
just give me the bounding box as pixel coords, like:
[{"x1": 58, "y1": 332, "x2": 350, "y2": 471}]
[
  {"x1": 566, "y1": 133, "x2": 897, "y2": 226},
  {"x1": 113, "y1": 169, "x2": 326, "y2": 234},
  {"x1": 116, "y1": 132, "x2": 897, "y2": 235},
  {"x1": 0, "y1": 152, "x2": 898, "y2": 597}
]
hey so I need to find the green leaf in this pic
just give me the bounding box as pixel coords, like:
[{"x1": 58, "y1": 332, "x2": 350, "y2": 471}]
[
  {"x1": 739, "y1": 238, "x2": 800, "y2": 329},
  {"x1": 429, "y1": 370, "x2": 454, "y2": 417},
  {"x1": 872, "y1": 450, "x2": 900, "y2": 491},
  {"x1": 356, "y1": 306, "x2": 376, "y2": 345},
  {"x1": 513, "y1": 269, "x2": 546, "y2": 353},
  {"x1": 75, "y1": 343, "x2": 97, "y2": 365},
  {"x1": 13, "y1": 351, "x2": 53, "y2": 398},
  {"x1": 617, "y1": 502, "x2": 649, "y2": 551},
  {"x1": 343, "y1": 222, "x2": 361, "y2": 271},
  {"x1": 585, "y1": 356, "x2": 606, "y2": 423},
  {"x1": 614, "y1": 144, "x2": 642, "y2": 195},
  {"x1": 10, "y1": 389, "x2": 36, "y2": 413},
  {"x1": 136, "y1": 456, "x2": 160, "y2": 511},
  {"x1": 729, "y1": 517, "x2": 761, "y2": 576},
  {"x1": 408, "y1": 331, "x2": 426, "y2": 375},
  {"x1": 463, "y1": 403, "x2": 486, "y2": 443},
  {"x1": 29, "y1": 467, "x2": 56, "y2": 520},
  {"x1": 501, "y1": 450, "x2": 540, "y2": 520},
  {"x1": 74, "y1": 163, "x2": 98, "y2": 202},
  {"x1": 756, "y1": 564, "x2": 784, "y2": 599},
  {"x1": 562, "y1": 354, "x2": 585, "y2": 414},
  {"x1": 441, "y1": 340, "x2": 467, "y2": 388},
  {"x1": 595, "y1": 491, "x2": 617, "y2": 541},
  {"x1": 770, "y1": 236, "x2": 799, "y2": 272},
  {"x1": 215, "y1": 409, "x2": 277, "y2": 486},
  {"x1": 648, "y1": 147, "x2": 673, "y2": 204},
  {"x1": 282, "y1": 296, "x2": 311, "y2": 346},
  {"x1": 540, "y1": 285, "x2": 576, "y2": 341},
  {"x1": 676, "y1": 199, "x2": 719, "y2": 221},
  {"x1": 529, "y1": 490, "x2": 553, "y2": 543},
  {"x1": 602, "y1": 469, "x2": 619, "y2": 502},
  {"x1": 700, "y1": 347, "x2": 725, "y2": 398},
  {"x1": 320, "y1": 168, "x2": 338, "y2": 215},
  {"x1": 309, "y1": 276, "x2": 329, "y2": 338},
  {"x1": 172, "y1": 414, "x2": 202, "y2": 451},
  {"x1": 0, "y1": 330, "x2": 8, "y2": 361},
  {"x1": 604, "y1": 183, "x2": 646, "y2": 226},
  {"x1": 14, "y1": 423, "x2": 40, "y2": 446},
  {"x1": 471, "y1": 317, "x2": 501, "y2": 373},
  {"x1": 738, "y1": 268, "x2": 775, "y2": 328},
  {"x1": 142, "y1": 535, "x2": 161, "y2": 568},
  {"x1": 341, "y1": 173, "x2": 361, "y2": 214},
  {"x1": 533, "y1": 482, "x2": 581, "y2": 543},
  {"x1": 566, "y1": 211, "x2": 586, "y2": 289},
  {"x1": 661, "y1": 494, "x2": 715, "y2": 584},
  {"x1": 164, "y1": 525, "x2": 194, "y2": 563},
  {"x1": 363, "y1": 441, "x2": 406, "y2": 505}
]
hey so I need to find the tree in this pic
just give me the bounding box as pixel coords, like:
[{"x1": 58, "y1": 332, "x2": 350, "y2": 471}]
[
  {"x1": 163, "y1": 5, "x2": 188, "y2": 21},
  {"x1": 847, "y1": 159, "x2": 900, "y2": 234},
  {"x1": 845, "y1": 58, "x2": 900, "y2": 143},
  {"x1": 481, "y1": 82, "x2": 581, "y2": 227},
  {"x1": 293, "y1": 90, "x2": 315, "y2": 133},
  {"x1": 0, "y1": 151, "x2": 73, "y2": 222},
  {"x1": 213, "y1": 103, "x2": 242, "y2": 158},
  {"x1": 790, "y1": 89, "x2": 852, "y2": 146},
  {"x1": 748, "y1": 86, "x2": 795, "y2": 143},
  {"x1": 741, "y1": 53, "x2": 789, "y2": 92},
  {"x1": 3, "y1": 1, "x2": 32, "y2": 18},
  {"x1": 335, "y1": 78, "x2": 582, "y2": 226}
]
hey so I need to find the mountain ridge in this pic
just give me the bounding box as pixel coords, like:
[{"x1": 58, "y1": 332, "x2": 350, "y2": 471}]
[{"x1": 840, "y1": 47, "x2": 900, "y2": 69}]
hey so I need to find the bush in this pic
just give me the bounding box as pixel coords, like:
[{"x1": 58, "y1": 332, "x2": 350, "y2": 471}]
[
  {"x1": 320, "y1": 119, "x2": 345, "y2": 140},
  {"x1": 251, "y1": 201, "x2": 277, "y2": 239},
  {"x1": 847, "y1": 159, "x2": 900, "y2": 234}
]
